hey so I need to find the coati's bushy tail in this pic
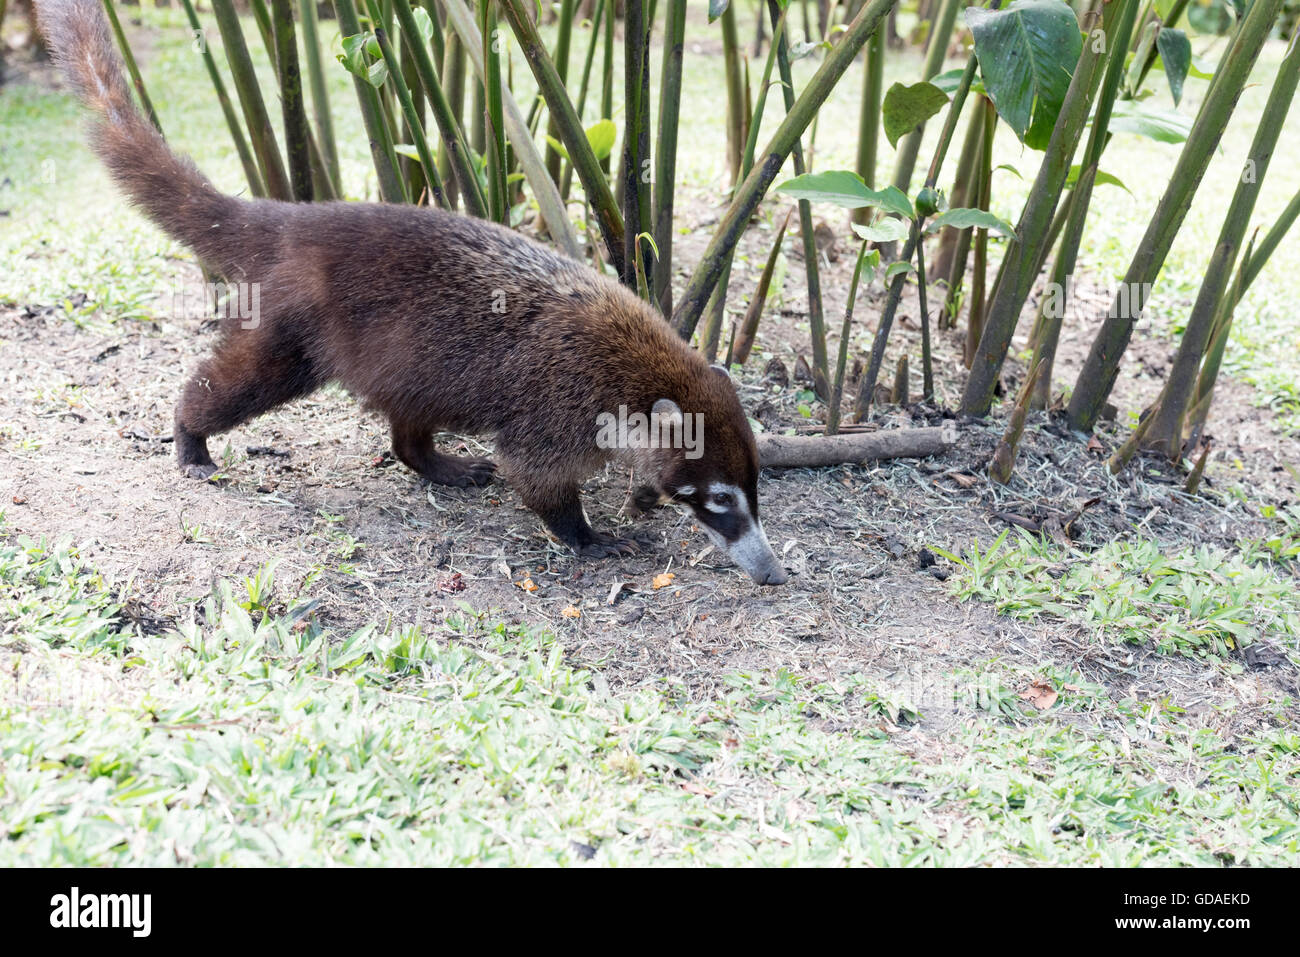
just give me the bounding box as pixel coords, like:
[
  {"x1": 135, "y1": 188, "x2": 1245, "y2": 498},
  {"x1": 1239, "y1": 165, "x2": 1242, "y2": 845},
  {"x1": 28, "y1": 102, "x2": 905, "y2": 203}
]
[{"x1": 37, "y1": 0, "x2": 246, "y2": 274}]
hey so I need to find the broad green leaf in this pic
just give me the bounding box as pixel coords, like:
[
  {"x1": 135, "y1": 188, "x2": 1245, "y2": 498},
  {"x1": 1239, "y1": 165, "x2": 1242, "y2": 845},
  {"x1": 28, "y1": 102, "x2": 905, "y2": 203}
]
[
  {"x1": 861, "y1": 248, "x2": 882, "y2": 284},
  {"x1": 1188, "y1": 55, "x2": 1217, "y2": 81},
  {"x1": 367, "y1": 59, "x2": 389, "y2": 89},
  {"x1": 930, "y1": 67, "x2": 987, "y2": 97},
  {"x1": 885, "y1": 260, "x2": 915, "y2": 284},
  {"x1": 544, "y1": 136, "x2": 570, "y2": 163},
  {"x1": 852, "y1": 219, "x2": 911, "y2": 243},
  {"x1": 1156, "y1": 27, "x2": 1191, "y2": 106},
  {"x1": 1108, "y1": 98, "x2": 1192, "y2": 143},
  {"x1": 338, "y1": 33, "x2": 369, "y2": 79},
  {"x1": 708, "y1": 0, "x2": 729, "y2": 22},
  {"x1": 410, "y1": 7, "x2": 435, "y2": 44},
  {"x1": 1066, "y1": 164, "x2": 1130, "y2": 194},
  {"x1": 776, "y1": 170, "x2": 915, "y2": 219},
  {"x1": 789, "y1": 39, "x2": 829, "y2": 61},
  {"x1": 585, "y1": 119, "x2": 617, "y2": 161},
  {"x1": 882, "y1": 81, "x2": 950, "y2": 148},
  {"x1": 393, "y1": 144, "x2": 422, "y2": 162},
  {"x1": 924, "y1": 207, "x2": 1017, "y2": 238},
  {"x1": 966, "y1": 0, "x2": 1081, "y2": 150}
]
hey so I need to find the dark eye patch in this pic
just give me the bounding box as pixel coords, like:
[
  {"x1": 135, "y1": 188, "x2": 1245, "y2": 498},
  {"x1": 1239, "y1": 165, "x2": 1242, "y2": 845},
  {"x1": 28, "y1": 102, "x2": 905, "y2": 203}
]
[{"x1": 695, "y1": 502, "x2": 745, "y2": 542}]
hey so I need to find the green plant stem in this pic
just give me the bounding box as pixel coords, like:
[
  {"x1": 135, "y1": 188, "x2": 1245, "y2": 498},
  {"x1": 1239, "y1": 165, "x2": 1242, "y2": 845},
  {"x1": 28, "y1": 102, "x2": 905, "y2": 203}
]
[
  {"x1": 100, "y1": 0, "x2": 164, "y2": 134},
  {"x1": 441, "y1": 0, "x2": 581, "y2": 257},
  {"x1": 391, "y1": 0, "x2": 485, "y2": 215},
  {"x1": 889, "y1": 0, "x2": 960, "y2": 194},
  {"x1": 497, "y1": 0, "x2": 623, "y2": 271},
  {"x1": 366, "y1": 0, "x2": 445, "y2": 206},
  {"x1": 271, "y1": 0, "x2": 313, "y2": 200},
  {"x1": 178, "y1": 0, "x2": 265, "y2": 198},
  {"x1": 652, "y1": 0, "x2": 687, "y2": 315},
  {"x1": 298, "y1": 0, "x2": 342, "y2": 196},
  {"x1": 1139, "y1": 25, "x2": 1300, "y2": 462},
  {"x1": 829, "y1": 240, "x2": 873, "y2": 435},
  {"x1": 852, "y1": 27, "x2": 884, "y2": 226},
  {"x1": 960, "y1": 0, "x2": 1118, "y2": 417},
  {"x1": 764, "y1": 0, "x2": 829, "y2": 400},
  {"x1": 671, "y1": 0, "x2": 897, "y2": 343},
  {"x1": 213, "y1": 0, "x2": 294, "y2": 201},
  {"x1": 1066, "y1": 0, "x2": 1283, "y2": 431}
]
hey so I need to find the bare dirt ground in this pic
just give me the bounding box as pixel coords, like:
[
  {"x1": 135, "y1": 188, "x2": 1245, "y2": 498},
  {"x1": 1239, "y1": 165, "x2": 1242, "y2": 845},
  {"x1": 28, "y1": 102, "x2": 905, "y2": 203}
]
[{"x1": 3, "y1": 193, "x2": 1299, "y2": 740}]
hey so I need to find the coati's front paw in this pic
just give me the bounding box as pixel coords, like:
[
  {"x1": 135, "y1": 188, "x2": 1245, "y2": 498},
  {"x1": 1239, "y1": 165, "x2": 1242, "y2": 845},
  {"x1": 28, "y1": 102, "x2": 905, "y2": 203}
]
[
  {"x1": 576, "y1": 531, "x2": 639, "y2": 559},
  {"x1": 180, "y1": 462, "x2": 219, "y2": 481},
  {"x1": 424, "y1": 455, "x2": 496, "y2": 487}
]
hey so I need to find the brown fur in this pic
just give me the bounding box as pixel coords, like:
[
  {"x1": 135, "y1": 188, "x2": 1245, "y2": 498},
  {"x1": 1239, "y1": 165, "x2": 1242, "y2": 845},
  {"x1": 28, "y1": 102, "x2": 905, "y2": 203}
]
[{"x1": 38, "y1": 0, "x2": 778, "y2": 572}]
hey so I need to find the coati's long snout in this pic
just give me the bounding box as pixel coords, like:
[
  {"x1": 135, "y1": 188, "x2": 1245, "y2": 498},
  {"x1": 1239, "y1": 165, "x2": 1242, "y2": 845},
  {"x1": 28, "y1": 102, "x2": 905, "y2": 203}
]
[{"x1": 38, "y1": 0, "x2": 789, "y2": 586}]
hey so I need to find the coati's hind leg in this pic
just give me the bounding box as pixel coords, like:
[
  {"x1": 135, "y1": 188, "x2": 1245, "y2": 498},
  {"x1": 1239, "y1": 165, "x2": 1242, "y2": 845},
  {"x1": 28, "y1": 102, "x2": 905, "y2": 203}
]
[
  {"x1": 520, "y1": 481, "x2": 636, "y2": 558},
  {"x1": 176, "y1": 333, "x2": 320, "y2": 479},
  {"x1": 391, "y1": 420, "x2": 495, "y2": 487}
]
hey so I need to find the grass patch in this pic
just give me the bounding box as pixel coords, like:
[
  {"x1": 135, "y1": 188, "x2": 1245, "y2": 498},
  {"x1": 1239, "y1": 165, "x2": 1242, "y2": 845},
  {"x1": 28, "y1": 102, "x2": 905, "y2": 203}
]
[
  {"x1": 938, "y1": 530, "x2": 1300, "y2": 662},
  {"x1": 4, "y1": 530, "x2": 1300, "y2": 865}
]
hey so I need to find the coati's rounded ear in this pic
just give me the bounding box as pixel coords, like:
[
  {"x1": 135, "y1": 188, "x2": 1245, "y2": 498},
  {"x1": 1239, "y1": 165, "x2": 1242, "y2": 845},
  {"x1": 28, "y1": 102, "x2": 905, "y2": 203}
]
[
  {"x1": 710, "y1": 364, "x2": 732, "y2": 382},
  {"x1": 652, "y1": 398, "x2": 683, "y2": 424},
  {"x1": 630, "y1": 484, "x2": 663, "y2": 515}
]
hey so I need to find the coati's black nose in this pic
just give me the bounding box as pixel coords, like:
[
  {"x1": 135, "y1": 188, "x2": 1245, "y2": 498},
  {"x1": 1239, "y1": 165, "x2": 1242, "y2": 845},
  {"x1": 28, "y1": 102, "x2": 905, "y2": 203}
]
[{"x1": 754, "y1": 565, "x2": 789, "y2": 586}]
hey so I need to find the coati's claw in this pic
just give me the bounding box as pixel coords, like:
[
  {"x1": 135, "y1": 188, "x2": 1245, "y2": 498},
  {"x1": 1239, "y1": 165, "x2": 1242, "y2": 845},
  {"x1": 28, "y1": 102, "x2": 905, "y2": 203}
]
[
  {"x1": 431, "y1": 456, "x2": 496, "y2": 487},
  {"x1": 180, "y1": 463, "x2": 219, "y2": 481},
  {"x1": 577, "y1": 533, "x2": 638, "y2": 559}
]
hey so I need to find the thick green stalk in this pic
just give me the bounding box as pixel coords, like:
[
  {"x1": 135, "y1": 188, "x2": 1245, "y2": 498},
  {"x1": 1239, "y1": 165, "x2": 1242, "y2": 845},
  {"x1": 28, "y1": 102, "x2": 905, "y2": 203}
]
[
  {"x1": 1067, "y1": 0, "x2": 1283, "y2": 431},
  {"x1": 543, "y1": 0, "x2": 576, "y2": 186},
  {"x1": 440, "y1": 0, "x2": 579, "y2": 255},
  {"x1": 366, "y1": 0, "x2": 446, "y2": 206},
  {"x1": 480, "y1": 0, "x2": 508, "y2": 222},
  {"x1": 964, "y1": 98, "x2": 995, "y2": 368},
  {"x1": 936, "y1": 99, "x2": 985, "y2": 316},
  {"x1": 271, "y1": 0, "x2": 313, "y2": 200},
  {"x1": 560, "y1": 0, "x2": 608, "y2": 200},
  {"x1": 698, "y1": 5, "x2": 791, "y2": 357},
  {"x1": 496, "y1": 0, "x2": 623, "y2": 271},
  {"x1": 298, "y1": 0, "x2": 342, "y2": 195},
  {"x1": 399, "y1": 11, "x2": 427, "y2": 202},
  {"x1": 1029, "y1": 0, "x2": 1141, "y2": 407},
  {"x1": 179, "y1": 0, "x2": 265, "y2": 197},
  {"x1": 652, "y1": 0, "x2": 687, "y2": 315},
  {"x1": 332, "y1": 0, "x2": 407, "y2": 203},
  {"x1": 762, "y1": 0, "x2": 829, "y2": 399},
  {"x1": 212, "y1": 0, "x2": 293, "y2": 201},
  {"x1": 1240, "y1": 186, "x2": 1300, "y2": 292},
  {"x1": 853, "y1": 45, "x2": 980, "y2": 416},
  {"x1": 961, "y1": 0, "x2": 1118, "y2": 417},
  {"x1": 889, "y1": 0, "x2": 960, "y2": 194},
  {"x1": 852, "y1": 220, "x2": 920, "y2": 420},
  {"x1": 100, "y1": 0, "x2": 163, "y2": 134},
  {"x1": 622, "y1": 0, "x2": 653, "y2": 289},
  {"x1": 392, "y1": 0, "x2": 485, "y2": 216},
  {"x1": 852, "y1": 27, "x2": 884, "y2": 226},
  {"x1": 599, "y1": 0, "x2": 614, "y2": 177},
  {"x1": 671, "y1": 0, "x2": 898, "y2": 343},
  {"x1": 721, "y1": 1, "x2": 747, "y2": 188},
  {"x1": 829, "y1": 241, "x2": 873, "y2": 435},
  {"x1": 1139, "y1": 25, "x2": 1300, "y2": 461}
]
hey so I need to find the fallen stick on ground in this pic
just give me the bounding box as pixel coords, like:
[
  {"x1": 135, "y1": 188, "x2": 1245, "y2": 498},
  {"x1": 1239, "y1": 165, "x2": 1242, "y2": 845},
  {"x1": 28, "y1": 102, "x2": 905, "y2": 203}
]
[{"x1": 757, "y1": 425, "x2": 958, "y2": 469}]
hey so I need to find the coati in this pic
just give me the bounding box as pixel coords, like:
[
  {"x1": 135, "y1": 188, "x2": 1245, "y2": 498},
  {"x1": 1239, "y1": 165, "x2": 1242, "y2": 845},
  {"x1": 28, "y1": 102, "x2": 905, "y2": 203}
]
[{"x1": 38, "y1": 0, "x2": 789, "y2": 585}]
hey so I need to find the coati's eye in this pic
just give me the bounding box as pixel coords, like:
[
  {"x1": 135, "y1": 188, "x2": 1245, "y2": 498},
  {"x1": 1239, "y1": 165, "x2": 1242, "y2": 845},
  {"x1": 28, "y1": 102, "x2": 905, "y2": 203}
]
[{"x1": 710, "y1": 491, "x2": 734, "y2": 508}]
